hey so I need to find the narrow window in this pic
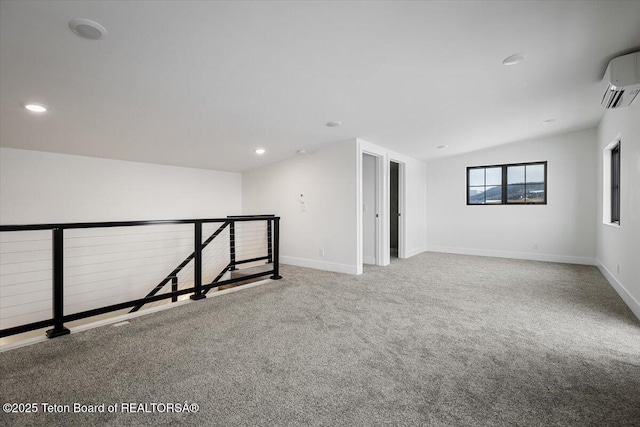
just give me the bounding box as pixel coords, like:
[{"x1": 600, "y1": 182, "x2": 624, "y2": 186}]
[{"x1": 611, "y1": 144, "x2": 620, "y2": 224}]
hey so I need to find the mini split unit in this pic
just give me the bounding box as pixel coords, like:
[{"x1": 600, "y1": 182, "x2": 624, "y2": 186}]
[{"x1": 601, "y1": 51, "x2": 640, "y2": 108}]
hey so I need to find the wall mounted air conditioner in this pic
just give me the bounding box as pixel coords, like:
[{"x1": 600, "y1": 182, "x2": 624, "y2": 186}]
[{"x1": 601, "y1": 51, "x2": 640, "y2": 108}]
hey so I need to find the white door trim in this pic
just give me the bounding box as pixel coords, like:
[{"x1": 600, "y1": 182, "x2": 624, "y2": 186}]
[{"x1": 356, "y1": 139, "x2": 390, "y2": 273}]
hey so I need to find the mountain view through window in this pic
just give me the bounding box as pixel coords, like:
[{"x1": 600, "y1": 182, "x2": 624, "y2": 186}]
[{"x1": 467, "y1": 162, "x2": 546, "y2": 205}]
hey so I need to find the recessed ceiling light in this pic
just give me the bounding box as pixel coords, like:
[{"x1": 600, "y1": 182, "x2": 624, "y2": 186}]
[
  {"x1": 24, "y1": 103, "x2": 47, "y2": 113},
  {"x1": 69, "y1": 18, "x2": 107, "y2": 40},
  {"x1": 326, "y1": 121, "x2": 342, "y2": 127},
  {"x1": 296, "y1": 149, "x2": 307, "y2": 155},
  {"x1": 437, "y1": 145, "x2": 448, "y2": 149},
  {"x1": 502, "y1": 53, "x2": 526, "y2": 66},
  {"x1": 542, "y1": 118, "x2": 557, "y2": 124},
  {"x1": 255, "y1": 148, "x2": 266, "y2": 155}
]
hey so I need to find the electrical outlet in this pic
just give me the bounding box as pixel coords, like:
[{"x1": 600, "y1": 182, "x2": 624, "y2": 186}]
[
  {"x1": 617, "y1": 264, "x2": 620, "y2": 274},
  {"x1": 319, "y1": 248, "x2": 324, "y2": 257},
  {"x1": 533, "y1": 242, "x2": 538, "y2": 250}
]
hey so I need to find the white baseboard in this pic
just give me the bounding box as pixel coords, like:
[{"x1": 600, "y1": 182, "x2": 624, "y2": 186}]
[
  {"x1": 363, "y1": 255, "x2": 376, "y2": 265},
  {"x1": 596, "y1": 260, "x2": 640, "y2": 321},
  {"x1": 281, "y1": 255, "x2": 358, "y2": 274},
  {"x1": 405, "y1": 246, "x2": 428, "y2": 258},
  {"x1": 425, "y1": 246, "x2": 596, "y2": 266}
]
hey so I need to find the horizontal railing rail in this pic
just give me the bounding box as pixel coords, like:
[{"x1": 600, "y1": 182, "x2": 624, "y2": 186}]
[
  {"x1": 0, "y1": 216, "x2": 276, "y2": 231},
  {"x1": 0, "y1": 215, "x2": 281, "y2": 340}
]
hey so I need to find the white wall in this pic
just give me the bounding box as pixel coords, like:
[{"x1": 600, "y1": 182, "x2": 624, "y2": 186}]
[
  {"x1": 596, "y1": 102, "x2": 640, "y2": 319},
  {"x1": 362, "y1": 154, "x2": 376, "y2": 265},
  {"x1": 243, "y1": 138, "x2": 427, "y2": 275},
  {"x1": 426, "y1": 128, "x2": 597, "y2": 264},
  {"x1": 242, "y1": 141, "x2": 358, "y2": 274},
  {"x1": 401, "y1": 150, "x2": 428, "y2": 257},
  {"x1": 0, "y1": 147, "x2": 242, "y2": 224}
]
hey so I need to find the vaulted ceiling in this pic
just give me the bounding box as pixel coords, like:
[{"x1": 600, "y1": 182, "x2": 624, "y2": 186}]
[{"x1": 1, "y1": 1, "x2": 639, "y2": 172}]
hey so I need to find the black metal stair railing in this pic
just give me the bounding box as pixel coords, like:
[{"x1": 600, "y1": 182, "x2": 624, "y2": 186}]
[
  {"x1": 129, "y1": 215, "x2": 275, "y2": 311},
  {"x1": 0, "y1": 215, "x2": 281, "y2": 340},
  {"x1": 129, "y1": 221, "x2": 230, "y2": 313}
]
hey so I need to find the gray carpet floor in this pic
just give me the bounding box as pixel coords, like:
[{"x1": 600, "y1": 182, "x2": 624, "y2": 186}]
[{"x1": 1, "y1": 252, "x2": 639, "y2": 426}]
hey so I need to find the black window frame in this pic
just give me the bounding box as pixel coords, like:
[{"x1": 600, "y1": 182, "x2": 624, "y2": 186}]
[
  {"x1": 611, "y1": 143, "x2": 620, "y2": 224},
  {"x1": 466, "y1": 161, "x2": 547, "y2": 205}
]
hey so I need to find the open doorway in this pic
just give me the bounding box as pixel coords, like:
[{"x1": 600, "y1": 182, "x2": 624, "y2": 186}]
[
  {"x1": 357, "y1": 142, "x2": 406, "y2": 273},
  {"x1": 390, "y1": 161, "x2": 400, "y2": 259}
]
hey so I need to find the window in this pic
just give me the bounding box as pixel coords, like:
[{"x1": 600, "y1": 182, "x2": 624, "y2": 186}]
[
  {"x1": 611, "y1": 143, "x2": 620, "y2": 224},
  {"x1": 468, "y1": 166, "x2": 502, "y2": 204},
  {"x1": 467, "y1": 161, "x2": 547, "y2": 205},
  {"x1": 603, "y1": 140, "x2": 621, "y2": 225}
]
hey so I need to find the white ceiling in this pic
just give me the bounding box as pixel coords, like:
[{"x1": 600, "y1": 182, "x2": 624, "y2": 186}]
[{"x1": 1, "y1": 1, "x2": 639, "y2": 172}]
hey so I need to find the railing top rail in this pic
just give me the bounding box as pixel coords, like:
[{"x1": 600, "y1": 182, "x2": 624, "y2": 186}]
[
  {"x1": 227, "y1": 214, "x2": 275, "y2": 218},
  {"x1": 0, "y1": 215, "x2": 279, "y2": 232}
]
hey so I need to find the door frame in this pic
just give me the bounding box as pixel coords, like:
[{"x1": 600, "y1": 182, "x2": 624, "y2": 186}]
[
  {"x1": 390, "y1": 159, "x2": 406, "y2": 259},
  {"x1": 356, "y1": 139, "x2": 407, "y2": 274}
]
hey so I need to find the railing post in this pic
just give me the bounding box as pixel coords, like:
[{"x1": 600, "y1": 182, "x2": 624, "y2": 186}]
[
  {"x1": 270, "y1": 217, "x2": 282, "y2": 280},
  {"x1": 46, "y1": 228, "x2": 70, "y2": 338},
  {"x1": 229, "y1": 220, "x2": 236, "y2": 271},
  {"x1": 171, "y1": 276, "x2": 178, "y2": 302},
  {"x1": 267, "y1": 219, "x2": 273, "y2": 264},
  {"x1": 190, "y1": 221, "x2": 206, "y2": 300}
]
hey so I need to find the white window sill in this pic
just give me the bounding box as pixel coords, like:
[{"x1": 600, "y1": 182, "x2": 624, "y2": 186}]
[{"x1": 603, "y1": 222, "x2": 621, "y2": 229}]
